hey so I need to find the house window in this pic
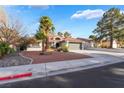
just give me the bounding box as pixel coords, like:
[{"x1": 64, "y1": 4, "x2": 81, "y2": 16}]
[{"x1": 55, "y1": 37, "x2": 61, "y2": 40}]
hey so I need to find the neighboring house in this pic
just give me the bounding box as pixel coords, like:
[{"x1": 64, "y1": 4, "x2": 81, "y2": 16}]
[
  {"x1": 77, "y1": 38, "x2": 94, "y2": 49},
  {"x1": 98, "y1": 39, "x2": 118, "y2": 48},
  {"x1": 26, "y1": 34, "x2": 93, "y2": 51},
  {"x1": 27, "y1": 40, "x2": 42, "y2": 51}
]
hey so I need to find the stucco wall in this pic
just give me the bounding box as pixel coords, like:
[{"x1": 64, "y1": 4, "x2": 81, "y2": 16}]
[{"x1": 27, "y1": 47, "x2": 42, "y2": 51}]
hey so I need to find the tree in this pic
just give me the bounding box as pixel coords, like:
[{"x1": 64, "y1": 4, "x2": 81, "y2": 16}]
[
  {"x1": 93, "y1": 8, "x2": 122, "y2": 48},
  {"x1": 89, "y1": 35, "x2": 97, "y2": 42},
  {"x1": 0, "y1": 7, "x2": 26, "y2": 54},
  {"x1": 57, "y1": 32, "x2": 63, "y2": 37},
  {"x1": 19, "y1": 36, "x2": 37, "y2": 51},
  {"x1": 64, "y1": 32, "x2": 71, "y2": 38},
  {"x1": 0, "y1": 19, "x2": 24, "y2": 46},
  {"x1": 27, "y1": 37, "x2": 37, "y2": 45},
  {"x1": 114, "y1": 14, "x2": 124, "y2": 47},
  {"x1": 35, "y1": 31, "x2": 46, "y2": 52},
  {"x1": 36, "y1": 16, "x2": 55, "y2": 52},
  {"x1": 89, "y1": 35, "x2": 99, "y2": 47},
  {"x1": 18, "y1": 36, "x2": 28, "y2": 51}
]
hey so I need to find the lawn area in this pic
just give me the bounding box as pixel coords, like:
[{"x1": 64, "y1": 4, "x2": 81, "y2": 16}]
[{"x1": 21, "y1": 51, "x2": 92, "y2": 64}]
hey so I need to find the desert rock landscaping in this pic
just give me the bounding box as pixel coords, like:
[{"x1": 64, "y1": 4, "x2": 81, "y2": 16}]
[
  {"x1": 21, "y1": 51, "x2": 92, "y2": 64},
  {"x1": 0, "y1": 51, "x2": 92, "y2": 68},
  {"x1": 0, "y1": 53, "x2": 31, "y2": 67}
]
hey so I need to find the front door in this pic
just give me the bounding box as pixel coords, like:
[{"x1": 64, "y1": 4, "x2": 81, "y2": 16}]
[{"x1": 56, "y1": 43, "x2": 60, "y2": 48}]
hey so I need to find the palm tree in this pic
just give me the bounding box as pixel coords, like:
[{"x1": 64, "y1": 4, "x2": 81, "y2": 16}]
[
  {"x1": 57, "y1": 32, "x2": 63, "y2": 37},
  {"x1": 37, "y1": 16, "x2": 55, "y2": 52},
  {"x1": 89, "y1": 35, "x2": 98, "y2": 47},
  {"x1": 64, "y1": 32, "x2": 71, "y2": 38},
  {"x1": 35, "y1": 31, "x2": 46, "y2": 52}
]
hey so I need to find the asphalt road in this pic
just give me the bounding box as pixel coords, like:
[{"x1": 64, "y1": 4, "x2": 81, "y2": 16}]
[{"x1": 1, "y1": 61, "x2": 124, "y2": 88}]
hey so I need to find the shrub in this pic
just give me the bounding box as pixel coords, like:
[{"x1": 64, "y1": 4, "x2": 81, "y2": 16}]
[
  {"x1": 56, "y1": 42, "x2": 69, "y2": 52},
  {"x1": 19, "y1": 43, "x2": 28, "y2": 51},
  {"x1": 57, "y1": 46, "x2": 69, "y2": 52},
  {"x1": 62, "y1": 46, "x2": 69, "y2": 52},
  {"x1": 57, "y1": 47, "x2": 63, "y2": 52},
  {"x1": 9, "y1": 48, "x2": 15, "y2": 53},
  {"x1": 0, "y1": 42, "x2": 15, "y2": 58},
  {"x1": 61, "y1": 42, "x2": 69, "y2": 52}
]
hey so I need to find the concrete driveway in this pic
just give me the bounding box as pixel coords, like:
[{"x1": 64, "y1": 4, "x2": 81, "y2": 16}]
[
  {"x1": 87, "y1": 48, "x2": 124, "y2": 53},
  {"x1": 70, "y1": 49, "x2": 124, "y2": 59}
]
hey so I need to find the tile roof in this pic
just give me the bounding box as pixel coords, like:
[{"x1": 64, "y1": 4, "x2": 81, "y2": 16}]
[
  {"x1": 77, "y1": 38, "x2": 92, "y2": 42},
  {"x1": 63, "y1": 38, "x2": 83, "y2": 43}
]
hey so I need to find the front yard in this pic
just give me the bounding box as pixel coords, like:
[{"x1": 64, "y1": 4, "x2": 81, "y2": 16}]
[
  {"x1": 0, "y1": 51, "x2": 91, "y2": 67},
  {"x1": 21, "y1": 51, "x2": 91, "y2": 64}
]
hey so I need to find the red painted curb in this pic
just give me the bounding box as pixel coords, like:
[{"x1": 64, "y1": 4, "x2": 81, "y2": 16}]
[{"x1": 0, "y1": 72, "x2": 32, "y2": 81}]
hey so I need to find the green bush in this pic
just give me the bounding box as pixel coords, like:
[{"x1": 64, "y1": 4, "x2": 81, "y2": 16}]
[
  {"x1": 0, "y1": 42, "x2": 15, "y2": 58},
  {"x1": 57, "y1": 47, "x2": 69, "y2": 52},
  {"x1": 61, "y1": 43, "x2": 69, "y2": 52},
  {"x1": 62, "y1": 46, "x2": 69, "y2": 52},
  {"x1": 9, "y1": 48, "x2": 15, "y2": 53},
  {"x1": 0, "y1": 47, "x2": 5, "y2": 57},
  {"x1": 56, "y1": 42, "x2": 69, "y2": 52}
]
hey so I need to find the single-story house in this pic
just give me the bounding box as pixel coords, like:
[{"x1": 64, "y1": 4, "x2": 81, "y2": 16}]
[{"x1": 26, "y1": 35, "x2": 93, "y2": 51}]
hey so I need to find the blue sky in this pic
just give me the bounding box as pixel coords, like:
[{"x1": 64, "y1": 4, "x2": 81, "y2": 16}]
[{"x1": 4, "y1": 5, "x2": 124, "y2": 38}]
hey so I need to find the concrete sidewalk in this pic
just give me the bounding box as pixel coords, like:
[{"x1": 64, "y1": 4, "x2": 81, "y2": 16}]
[
  {"x1": 87, "y1": 48, "x2": 124, "y2": 53},
  {"x1": 0, "y1": 50, "x2": 124, "y2": 84}
]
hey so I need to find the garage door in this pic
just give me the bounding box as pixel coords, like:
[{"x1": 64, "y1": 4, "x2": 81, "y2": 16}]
[{"x1": 69, "y1": 43, "x2": 81, "y2": 50}]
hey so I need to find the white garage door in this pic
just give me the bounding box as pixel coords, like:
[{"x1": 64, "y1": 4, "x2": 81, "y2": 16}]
[{"x1": 69, "y1": 43, "x2": 81, "y2": 50}]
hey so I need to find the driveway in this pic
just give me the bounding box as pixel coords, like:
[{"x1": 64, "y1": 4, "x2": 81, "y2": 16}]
[
  {"x1": 70, "y1": 49, "x2": 124, "y2": 59},
  {"x1": 87, "y1": 48, "x2": 124, "y2": 53}
]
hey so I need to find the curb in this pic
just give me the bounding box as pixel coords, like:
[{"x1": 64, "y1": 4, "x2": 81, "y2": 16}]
[{"x1": 0, "y1": 72, "x2": 32, "y2": 81}]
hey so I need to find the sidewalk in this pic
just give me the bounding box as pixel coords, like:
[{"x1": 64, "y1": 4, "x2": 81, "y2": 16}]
[
  {"x1": 72, "y1": 49, "x2": 124, "y2": 59},
  {"x1": 0, "y1": 50, "x2": 124, "y2": 84},
  {"x1": 87, "y1": 48, "x2": 124, "y2": 53}
]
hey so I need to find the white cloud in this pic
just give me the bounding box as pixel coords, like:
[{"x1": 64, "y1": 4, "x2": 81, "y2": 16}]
[
  {"x1": 28, "y1": 5, "x2": 49, "y2": 9},
  {"x1": 71, "y1": 9, "x2": 105, "y2": 20}
]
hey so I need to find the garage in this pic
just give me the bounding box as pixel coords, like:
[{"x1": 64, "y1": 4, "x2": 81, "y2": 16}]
[
  {"x1": 69, "y1": 42, "x2": 82, "y2": 50},
  {"x1": 60, "y1": 38, "x2": 83, "y2": 50}
]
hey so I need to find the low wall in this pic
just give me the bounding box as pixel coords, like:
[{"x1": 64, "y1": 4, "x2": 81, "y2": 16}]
[{"x1": 26, "y1": 47, "x2": 42, "y2": 51}]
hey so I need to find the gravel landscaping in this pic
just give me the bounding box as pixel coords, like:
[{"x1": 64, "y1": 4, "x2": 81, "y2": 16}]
[
  {"x1": 0, "y1": 52, "x2": 31, "y2": 67},
  {"x1": 22, "y1": 51, "x2": 92, "y2": 64},
  {"x1": 0, "y1": 51, "x2": 91, "y2": 67}
]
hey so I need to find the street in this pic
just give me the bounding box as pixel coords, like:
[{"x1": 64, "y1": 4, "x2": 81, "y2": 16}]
[{"x1": 1, "y1": 61, "x2": 124, "y2": 88}]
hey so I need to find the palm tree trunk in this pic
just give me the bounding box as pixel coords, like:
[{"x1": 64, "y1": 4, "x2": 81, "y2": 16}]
[
  {"x1": 42, "y1": 40, "x2": 45, "y2": 52},
  {"x1": 45, "y1": 37, "x2": 49, "y2": 51}
]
